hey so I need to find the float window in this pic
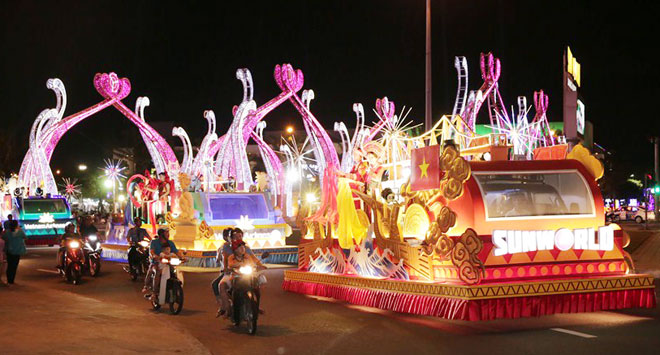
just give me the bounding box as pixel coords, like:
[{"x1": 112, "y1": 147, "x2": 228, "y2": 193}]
[{"x1": 474, "y1": 171, "x2": 594, "y2": 219}]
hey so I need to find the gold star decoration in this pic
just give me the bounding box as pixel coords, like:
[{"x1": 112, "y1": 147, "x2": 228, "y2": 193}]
[{"x1": 419, "y1": 156, "x2": 430, "y2": 178}]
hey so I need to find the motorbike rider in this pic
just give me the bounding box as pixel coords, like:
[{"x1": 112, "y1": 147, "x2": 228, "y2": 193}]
[
  {"x1": 213, "y1": 228, "x2": 257, "y2": 317},
  {"x1": 218, "y1": 239, "x2": 267, "y2": 318},
  {"x1": 211, "y1": 228, "x2": 233, "y2": 316},
  {"x1": 127, "y1": 217, "x2": 149, "y2": 245},
  {"x1": 79, "y1": 216, "x2": 98, "y2": 239},
  {"x1": 127, "y1": 217, "x2": 150, "y2": 271},
  {"x1": 143, "y1": 228, "x2": 185, "y2": 300},
  {"x1": 57, "y1": 223, "x2": 83, "y2": 270}
]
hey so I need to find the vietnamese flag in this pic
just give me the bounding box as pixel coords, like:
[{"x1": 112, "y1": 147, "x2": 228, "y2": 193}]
[{"x1": 410, "y1": 145, "x2": 441, "y2": 191}]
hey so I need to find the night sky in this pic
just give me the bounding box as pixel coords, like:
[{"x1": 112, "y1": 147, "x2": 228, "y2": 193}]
[{"x1": 1, "y1": 1, "x2": 658, "y2": 178}]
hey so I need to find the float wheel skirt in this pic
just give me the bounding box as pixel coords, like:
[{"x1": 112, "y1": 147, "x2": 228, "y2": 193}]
[{"x1": 282, "y1": 271, "x2": 656, "y2": 321}]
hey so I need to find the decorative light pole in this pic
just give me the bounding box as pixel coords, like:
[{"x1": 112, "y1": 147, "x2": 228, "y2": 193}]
[{"x1": 425, "y1": 0, "x2": 432, "y2": 132}]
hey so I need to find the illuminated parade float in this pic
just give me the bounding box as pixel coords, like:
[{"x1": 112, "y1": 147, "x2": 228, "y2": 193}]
[
  {"x1": 281, "y1": 53, "x2": 656, "y2": 320},
  {"x1": 9, "y1": 68, "x2": 314, "y2": 267},
  {"x1": 6, "y1": 51, "x2": 655, "y2": 320}
]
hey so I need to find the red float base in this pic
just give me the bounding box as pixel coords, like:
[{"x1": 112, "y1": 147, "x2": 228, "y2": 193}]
[{"x1": 283, "y1": 271, "x2": 656, "y2": 321}]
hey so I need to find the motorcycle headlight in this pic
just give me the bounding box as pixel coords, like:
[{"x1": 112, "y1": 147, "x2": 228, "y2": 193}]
[
  {"x1": 139, "y1": 241, "x2": 149, "y2": 248},
  {"x1": 170, "y1": 258, "x2": 181, "y2": 266},
  {"x1": 88, "y1": 235, "x2": 97, "y2": 242},
  {"x1": 161, "y1": 258, "x2": 169, "y2": 264},
  {"x1": 69, "y1": 240, "x2": 80, "y2": 249},
  {"x1": 239, "y1": 266, "x2": 253, "y2": 275}
]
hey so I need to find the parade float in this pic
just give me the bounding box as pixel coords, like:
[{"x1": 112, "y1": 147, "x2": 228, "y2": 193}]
[
  {"x1": 9, "y1": 52, "x2": 656, "y2": 319},
  {"x1": 282, "y1": 53, "x2": 656, "y2": 320},
  {"x1": 13, "y1": 67, "x2": 338, "y2": 268}
]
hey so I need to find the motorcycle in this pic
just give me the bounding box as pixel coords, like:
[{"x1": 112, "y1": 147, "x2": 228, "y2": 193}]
[
  {"x1": 125, "y1": 239, "x2": 150, "y2": 281},
  {"x1": 150, "y1": 256, "x2": 185, "y2": 315},
  {"x1": 229, "y1": 252, "x2": 269, "y2": 335},
  {"x1": 60, "y1": 239, "x2": 85, "y2": 285},
  {"x1": 83, "y1": 234, "x2": 102, "y2": 277}
]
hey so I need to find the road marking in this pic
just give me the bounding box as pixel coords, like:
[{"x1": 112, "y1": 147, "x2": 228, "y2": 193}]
[
  {"x1": 36, "y1": 268, "x2": 60, "y2": 275},
  {"x1": 550, "y1": 328, "x2": 597, "y2": 338}
]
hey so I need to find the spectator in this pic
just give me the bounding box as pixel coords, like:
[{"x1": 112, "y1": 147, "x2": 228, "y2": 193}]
[
  {"x1": 0, "y1": 225, "x2": 6, "y2": 286},
  {"x1": 2, "y1": 220, "x2": 27, "y2": 285},
  {"x1": 3, "y1": 214, "x2": 13, "y2": 231}
]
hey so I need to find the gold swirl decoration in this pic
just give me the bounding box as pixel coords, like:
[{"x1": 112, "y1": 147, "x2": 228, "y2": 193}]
[
  {"x1": 423, "y1": 207, "x2": 484, "y2": 284},
  {"x1": 450, "y1": 229, "x2": 485, "y2": 285},
  {"x1": 197, "y1": 220, "x2": 214, "y2": 239},
  {"x1": 439, "y1": 145, "x2": 471, "y2": 200},
  {"x1": 423, "y1": 206, "x2": 456, "y2": 257},
  {"x1": 165, "y1": 212, "x2": 176, "y2": 231}
]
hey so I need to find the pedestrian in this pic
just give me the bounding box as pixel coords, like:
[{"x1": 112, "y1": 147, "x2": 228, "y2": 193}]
[
  {"x1": 0, "y1": 225, "x2": 7, "y2": 286},
  {"x1": 3, "y1": 214, "x2": 13, "y2": 231},
  {"x1": 2, "y1": 220, "x2": 27, "y2": 285}
]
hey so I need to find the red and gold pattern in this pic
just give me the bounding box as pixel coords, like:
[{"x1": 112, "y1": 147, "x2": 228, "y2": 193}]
[{"x1": 284, "y1": 270, "x2": 654, "y2": 301}]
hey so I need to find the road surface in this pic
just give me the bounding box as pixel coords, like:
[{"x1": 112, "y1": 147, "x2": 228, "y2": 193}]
[{"x1": 1, "y1": 245, "x2": 660, "y2": 355}]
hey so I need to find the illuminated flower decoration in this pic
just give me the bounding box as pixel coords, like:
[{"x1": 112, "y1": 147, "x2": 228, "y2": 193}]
[
  {"x1": 59, "y1": 177, "x2": 81, "y2": 199},
  {"x1": 235, "y1": 215, "x2": 255, "y2": 231},
  {"x1": 102, "y1": 159, "x2": 127, "y2": 184},
  {"x1": 39, "y1": 212, "x2": 55, "y2": 224}
]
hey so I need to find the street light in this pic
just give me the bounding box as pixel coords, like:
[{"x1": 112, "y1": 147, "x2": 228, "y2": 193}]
[
  {"x1": 286, "y1": 126, "x2": 294, "y2": 134},
  {"x1": 78, "y1": 164, "x2": 87, "y2": 171},
  {"x1": 104, "y1": 179, "x2": 113, "y2": 189}
]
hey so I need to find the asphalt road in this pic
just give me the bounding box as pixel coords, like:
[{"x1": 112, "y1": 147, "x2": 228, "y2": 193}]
[{"x1": 2, "y1": 247, "x2": 660, "y2": 355}]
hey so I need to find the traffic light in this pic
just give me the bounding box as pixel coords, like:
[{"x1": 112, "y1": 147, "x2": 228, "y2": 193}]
[{"x1": 654, "y1": 186, "x2": 660, "y2": 194}]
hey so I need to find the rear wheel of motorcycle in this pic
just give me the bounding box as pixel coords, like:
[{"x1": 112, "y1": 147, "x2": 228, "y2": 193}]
[{"x1": 169, "y1": 282, "x2": 184, "y2": 315}]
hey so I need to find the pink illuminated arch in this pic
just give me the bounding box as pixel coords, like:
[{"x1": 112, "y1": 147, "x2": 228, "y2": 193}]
[{"x1": 18, "y1": 72, "x2": 180, "y2": 195}]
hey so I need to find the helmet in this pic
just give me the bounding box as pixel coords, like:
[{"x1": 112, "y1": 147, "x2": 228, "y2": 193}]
[
  {"x1": 222, "y1": 228, "x2": 233, "y2": 242},
  {"x1": 157, "y1": 228, "x2": 169, "y2": 239}
]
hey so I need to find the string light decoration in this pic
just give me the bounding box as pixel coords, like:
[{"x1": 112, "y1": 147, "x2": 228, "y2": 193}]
[
  {"x1": 59, "y1": 177, "x2": 81, "y2": 199},
  {"x1": 102, "y1": 159, "x2": 127, "y2": 184}
]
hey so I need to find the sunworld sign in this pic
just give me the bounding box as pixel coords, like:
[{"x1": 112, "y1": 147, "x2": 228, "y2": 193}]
[{"x1": 493, "y1": 226, "x2": 614, "y2": 256}]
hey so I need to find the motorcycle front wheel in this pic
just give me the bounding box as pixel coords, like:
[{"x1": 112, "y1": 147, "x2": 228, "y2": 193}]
[
  {"x1": 72, "y1": 267, "x2": 82, "y2": 285},
  {"x1": 169, "y1": 282, "x2": 184, "y2": 315},
  {"x1": 245, "y1": 290, "x2": 259, "y2": 335},
  {"x1": 90, "y1": 257, "x2": 101, "y2": 277}
]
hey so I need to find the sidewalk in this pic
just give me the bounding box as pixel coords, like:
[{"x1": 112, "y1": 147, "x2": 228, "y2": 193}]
[{"x1": 0, "y1": 283, "x2": 210, "y2": 354}]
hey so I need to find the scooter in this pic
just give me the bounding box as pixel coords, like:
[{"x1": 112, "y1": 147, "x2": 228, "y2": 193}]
[
  {"x1": 229, "y1": 252, "x2": 269, "y2": 335},
  {"x1": 150, "y1": 256, "x2": 185, "y2": 315},
  {"x1": 83, "y1": 234, "x2": 102, "y2": 277},
  {"x1": 61, "y1": 239, "x2": 85, "y2": 285},
  {"x1": 125, "y1": 239, "x2": 150, "y2": 281}
]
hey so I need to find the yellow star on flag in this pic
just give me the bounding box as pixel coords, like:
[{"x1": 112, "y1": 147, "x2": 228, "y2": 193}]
[{"x1": 419, "y1": 157, "x2": 430, "y2": 178}]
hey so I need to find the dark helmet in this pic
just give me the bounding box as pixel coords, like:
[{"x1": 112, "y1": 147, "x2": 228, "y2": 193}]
[
  {"x1": 157, "y1": 228, "x2": 169, "y2": 239},
  {"x1": 222, "y1": 228, "x2": 233, "y2": 242}
]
